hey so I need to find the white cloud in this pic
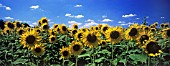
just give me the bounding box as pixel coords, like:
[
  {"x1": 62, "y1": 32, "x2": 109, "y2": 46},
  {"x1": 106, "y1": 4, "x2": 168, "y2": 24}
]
[
  {"x1": 101, "y1": 19, "x2": 113, "y2": 22},
  {"x1": 74, "y1": 5, "x2": 82, "y2": 7},
  {"x1": 122, "y1": 14, "x2": 137, "y2": 18},
  {"x1": 65, "y1": 13, "x2": 84, "y2": 19},
  {"x1": 81, "y1": 22, "x2": 98, "y2": 28},
  {"x1": 161, "y1": 17, "x2": 165, "y2": 19},
  {"x1": 136, "y1": 18, "x2": 140, "y2": 19},
  {"x1": 120, "y1": 23, "x2": 128, "y2": 26},
  {"x1": 30, "y1": 24, "x2": 34, "y2": 27},
  {"x1": 4, "y1": 17, "x2": 13, "y2": 20},
  {"x1": 68, "y1": 21, "x2": 82, "y2": 25},
  {"x1": 0, "y1": 4, "x2": 11, "y2": 10},
  {"x1": 102, "y1": 16, "x2": 107, "y2": 18},
  {"x1": 85, "y1": 19, "x2": 94, "y2": 22},
  {"x1": 32, "y1": 22, "x2": 37, "y2": 25},
  {"x1": 30, "y1": 5, "x2": 39, "y2": 9},
  {"x1": 118, "y1": 21, "x2": 125, "y2": 23}
]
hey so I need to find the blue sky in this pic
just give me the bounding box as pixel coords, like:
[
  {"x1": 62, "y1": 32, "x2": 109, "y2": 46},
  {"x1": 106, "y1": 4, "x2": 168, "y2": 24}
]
[{"x1": 0, "y1": 0, "x2": 170, "y2": 28}]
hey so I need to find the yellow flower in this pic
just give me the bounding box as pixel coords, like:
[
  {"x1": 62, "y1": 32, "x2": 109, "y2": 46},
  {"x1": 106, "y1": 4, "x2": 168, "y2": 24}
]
[
  {"x1": 13, "y1": 21, "x2": 23, "y2": 28},
  {"x1": 49, "y1": 35, "x2": 57, "y2": 43},
  {"x1": 41, "y1": 23, "x2": 49, "y2": 30},
  {"x1": 31, "y1": 43, "x2": 45, "y2": 57},
  {"x1": 70, "y1": 29, "x2": 78, "y2": 37},
  {"x1": 100, "y1": 40, "x2": 108, "y2": 47},
  {"x1": 72, "y1": 24, "x2": 78, "y2": 29},
  {"x1": 74, "y1": 30, "x2": 83, "y2": 41},
  {"x1": 105, "y1": 26, "x2": 123, "y2": 44},
  {"x1": 53, "y1": 24, "x2": 59, "y2": 29},
  {"x1": 5, "y1": 22, "x2": 15, "y2": 30},
  {"x1": 101, "y1": 24, "x2": 110, "y2": 34},
  {"x1": 162, "y1": 28, "x2": 170, "y2": 40},
  {"x1": 69, "y1": 41, "x2": 83, "y2": 56},
  {"x1": 125, "y1": 24, "x2": 141, "y2": 40},
  {"x1": 142, "y1": 39, "x2": 162, "y2": 57},
  {"x1": 48, "y1": 29, "x2": 56, "y2": 36},
  {"x1": 60, "y1": 47, "x2": 71, "y2": 59},
  {"x1": 3, "y1": 27, "x2": 10, "y2": 34},
  {"x1": 40, "y1": 17, "x2": 48, "y2": 24},
  {"x1": 17, "y1": 28, "x2": 25, "y2": 35},
  {"x1": 59, "y1": 24, "x2": 68, "y2": 34}
]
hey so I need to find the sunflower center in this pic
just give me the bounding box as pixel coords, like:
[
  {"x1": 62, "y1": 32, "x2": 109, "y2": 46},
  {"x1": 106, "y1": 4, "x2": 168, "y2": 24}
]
[
  {"x1": 16, "y1": 22, "x2": 22, "y2": 28},
  {"x1": 38, "y1": 21, "x2": 41, "y2": 25},
  {"x1": 144, "y1": 27, "x2": 149, "y2": 30},
  {"x1": 62, "y1": 26, "x2": 67, "y2": 31},
  {"x1": 129, "y1": 28, "x2": 138, "y2": 36},
  {"x1": 140, "y1": 35, "x2": 149, "y2": 44},
  {"x1": 82, "y1": 29, "x2": 86, "y2": 32},
  {"x1": 19, "y1": 30, "x2": 24, "y2": 35},
  {"x1": 26, "y1": 35, "x2": 36, "y2": 44},
  {"x1": 72, "y1": 30, "x2": 77, "y2": 35},
  {"x1": 74, "y1": 25, "x2": 78, "y2": 29},
  {"x1": 7, "y1": 23, "x2": 14, "y2": 29},
  {"x1": 43, "y1": 25, "x2": 48, "y2": 29},
  {"x1": 42, "y1": 19, "x2": 47, "y2": 23},
  {"x1": 78, "y1": 33, "x2": 82, "y2": 38},
  {"x1": 73, "y1": 44, "x2": 80, "y2": 51},
  {"x1": 102, "y1": 41, "x2": 106, "y2": 45},
  {"x1": 87, "y1": 34, "x2": 97, "y2": 43},
  {"x1": 110, "y1": 31, "x2": 120, "y2": 39},
  {"x1": 63, "y1": 51, "x2": 69, "y2": 56},
  {"x1": 103, "y1": 27, "x2": 108, "y2": 32},
  {"x1": 37, "y1": 30, "x2": 40, "y2": 33},
  {"x1": 51, "y1": 32, "x2": 55, "y2": 35},
  {"x1": 6, "y1": 30, "x2": 10, "y2": 33},
  {"x1": 96, "y1": 27, "x2": 99, "y2": 30},
  {"x1": 35, "y1": 47, "x2": 41, "y2": 53},
  {"x1": 146, "y1": 41, "x2": 160, "y2": 54},
  {"x1": 51, "y1": 37, "x2": 56, "y2": 41},
  {"x1": 165, "y1": 24, "x2": 169, "y2": 27},
  {"x1": 161, "y1": 24, "x2": 164, "y2": 28},
  {"x1": 151, "y1": 29, "x2": 155, "y2": 32},
  {"x1": 167, "y1": 30, "x2": 170, "y2": 36},
  {"x1": 54, "y1": 25, "x2": 58, "y2": 28}
]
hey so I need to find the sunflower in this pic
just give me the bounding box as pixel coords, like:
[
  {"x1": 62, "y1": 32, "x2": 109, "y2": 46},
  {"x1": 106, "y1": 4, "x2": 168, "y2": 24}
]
[
  {"x1": 100, "y1": 40, "x2": 108, "y2": 47},
  {"x1": 153, "y1": 22, "x2": 158, "y2": 27},
  {"x1": 142, "y1": 40, "x2": 162, "y2": 57},
  {"x1": 53, "y1": 24, "x2": 58, "y2": 29},
  {"x1": 74, "y1": 31, "x2": 83, "y2": 41},
  {"x1": 164, "y1": 23, "x2": 169, "y2": 28},
  {"x1": 31, "y1": 43, "x2": 45, "y2": 57},
  {"x1": 80, "y1": 28, "x2": 88, "y2": 32},
  {"x1": 17, "y1": 28, "x2": 25, "y2": 35},
  {"x1": 136, "y1": 32, "x2": 152, "y2": 47},
  {"x1": 94, "y1": 26, "x2": 99, "y2": 31},
  {"x1": 48, "y1": 29, "x2": 56, "y2": 36},
  {"x1": 20, "y1": 29, "x2": 41, "y2": 49},
  {"x1": 5, "y1": 22, "x2": 15, "y2": 30},
  {"x1": 72, "y1": 24, "x2": 78, "y2": 29},
  {"x1": 150, "y1": 28, "x2": 156, "y2": 32},
  {"x1": 160, "y1": 23, "x2": 164, "y2": 28},
  {"x1": 60, "y1": 47, "x2": 71, "y2": 59},
  {"x1": 105, "y1": 26, "x2": 123, "y2": 44},
  {"x1": 101, "y1": 24, "x2": 110, "y2": 34},
  {"x1": 70, "y1": 29, "x2": 78, "y2": 37},
  {"x1": 59, "y1": 24, "x2": 68, "y2": 34},
  {"x1": 82, "y1": 31, "x2": 101, "y2": 48},
  {"x1": 38, "y1": 20, "x2": 41, "y2": 26},
  {"x1": 3, "y1": 27, "x2": 10, "y2": 34},
  {"x1": 49, "y1": 35, "x2": 57, "y2": 43},
  {"x1": 90, "y1": 26, "x2": 94, "y2": 31},
  {"x1": 162, "y1": 28, "x2": 170, "y2": 40},
  {"x1": 125, "y1": 24, "x2": 141, "y2": 40},
  {"x1": 14, "y1": 21, "x2": 23, "y2": 28},
  {"x1": 34, "y1": 28, "x2": 42, "y2": 34},
  {"x1": 98, "y1": 24, "x2": 103, "y2": 29},
  {"x1": 40, "y1": 17, "x2": 48, "y2": 24},
  {"x1": 41, "y1": 23, "x2": 49, "y2": 30},
  {"x1": 69, "y1": 41, "x2": 83, "y2": 56}
]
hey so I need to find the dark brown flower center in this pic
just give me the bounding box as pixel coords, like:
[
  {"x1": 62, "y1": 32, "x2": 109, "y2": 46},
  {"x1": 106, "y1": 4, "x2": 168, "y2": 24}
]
[
  {"x1": 36, "y1": 30, "x2": 41, "y2": 33},
  {"x1": 167, "y1": 30, "x2": 170, "y2": 36},
  {"x1": 51, "y1": 32, "x2": 55, "y2": 35},
  {"x1": 87, "y1": 34, "x2": 97, "y2": 43},
  {"x1": 74, "y1": 25, "x2": 78, "y2": 29},
  {"x1": 102, "y1": 41, "x2": 106, "y2": 45},
  {"x1": 6, "y1": 30, "x2": 10, "y2": 33},
  {"x1": 151, "y1": 28, "x2": 155, "y2": 32},
  {"x1": 62, "y1": 26, "x2": 67, "y2": 31},
  {"x1": 63, "y1": 51, "x2": 69, "y2": 56},
  {"x1": 140, "y1": 35, "x2": 149, "y2": 44},
  {"x1": 110, "y1": 31, "x2": 120, "y2": 39},
  {"x1": 26, "y1": 35, "x2": 36, "y2": 44},
  {"x1": 43, "y1": 25, "x2": 49, "y2": 29},
  {"x1": 16, "y1": 22, "x2": 22, "y2": 28},
  {"x1": 103, "y1": 27, "x2": 108, "y2": 32},
  {"x1": 129, "y1": 28, "x2": 138, "y2": 36},
  {"x1": 73, "y1": 44, "x2": 80, "y2": 51},
  {"x1": 78, "y1": 33, "x2": 82, "y2": 39},
  {"x1": 146, "y1": 41, "x2": 160, "y2": 54},
  {"x1": 72, "y1": 30, "x2": 77, "y2": 35},
  {"x1": 144, "y1": 27, "x2": 149, "y2": 30},
  {"x1": 160, "y1": 24, "x2": 164, "y2": 28},
  {"x1": 42, "y1": 19, "x2": 47, "y2": 23},
  {"x1": 7, "y1": 22, "x2": 14, "y2": 29},
  {"x1": 35, "y1": 47, "x2": 41, "y2": 53},
  {"x1": 54, "y1": 25, "x2": 58, "y2": 28},
  {"x1": 95, "y1": 27, "x2": 99, "y2": 30},
  {"x1": 165, "y1": 24, "x2": 169, "y2": 27},
  {"x1": 82, "y1": 29, "x2": 86, "y2": 32},
  {"x1": 51, "y1": 37, "x2": 56, "y2": 41},
  {"x1": 19, "y1": 30, "x2": 24, "y2": 35}
]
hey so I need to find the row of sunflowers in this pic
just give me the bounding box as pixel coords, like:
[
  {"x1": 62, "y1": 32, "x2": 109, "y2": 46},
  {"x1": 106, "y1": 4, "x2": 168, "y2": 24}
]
[{"x1": 0, "y1": 17, "x2": 170, "y2": 66}]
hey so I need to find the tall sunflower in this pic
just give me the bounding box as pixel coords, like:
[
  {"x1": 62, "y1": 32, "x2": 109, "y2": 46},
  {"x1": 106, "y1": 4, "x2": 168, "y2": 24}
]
[
  {"x1": 160, "y1": 23, "x2": 164, "y2": 28},
  {"x1": 20, "y1": 29, "x2": 41, "y2": 49},
  {"x1": 3, "y1": 27, "x2": 10, "y2": 34},
  {"x1": 41, "y1": 23, "x2": 49, "y2": 30},
  {"x1": 72, "y1": 24, "x2": 78, "y2": 29},
  {"x1": 82, "y1": 31, "x2": 101, "y2": 48},
  {"x1": 101, "y1": 24, "x2": 110, "y2": 34},
  {"x1": 136, "y1": 32, "x2": 152, "y2": 47},
  {"x1": 105, "y1": 26, "x2": 123, "y2": 44},
  {"x1": 125, "y1": 24, "x2": 141, "y2": 40},
  {"x1": 164, "y1": 23, "x2": 169, "y2": 28},
  {"x1": 53, "y1": 24, "x2": 58, "y2": 29},
  {"x1": 14, "y1": 21, "x2": 23, "y2": 28},
  {"x1": 59, "y1": 24, "x2": 68, "y2": 34},
  {"x1": 74, "y1": 30, "x2": 83, "y2": 41},
  {"x1": 162, "y1": 28, "x2": 170, "y2": 40},
  {"x1": 17, "y1": 28, "x2": 25, "y2": 35},
  {"x1": 69, "y1": 41, "x2": 83, "y2": 56},
  {"x1": 60, "y1": 47, "x2": 71, "y2": 59},
  {"x1": 142, "y1": 40, "x2": 162, "y2": 57},
  {"x1": 31, "y1": 43, "x2": 45, "y2": 57},
  {"x1": 40, "y1": 17, "x2": 48, "y2": 24},
  {"x1": 70, "y1": 29, "x2": 78, "y2": 37},
  {"x1": 49, "y1": 35, "x2": 57, "y2": 43},
  {"x1": 5, "y1": 22, "x2": 15, "y2": 30}
]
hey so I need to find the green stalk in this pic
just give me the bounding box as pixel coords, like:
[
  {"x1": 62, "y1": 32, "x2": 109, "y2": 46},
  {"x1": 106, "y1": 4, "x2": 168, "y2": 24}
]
[
  {"x1": 63, "y1": 59, "x2": 65, "y2": 66},
  {"x1": 75, "y1": 56, "x2": 78, "y2": 66},
  {"x1": 148, "y1": 56, "x2": 150, "y2": 66}
]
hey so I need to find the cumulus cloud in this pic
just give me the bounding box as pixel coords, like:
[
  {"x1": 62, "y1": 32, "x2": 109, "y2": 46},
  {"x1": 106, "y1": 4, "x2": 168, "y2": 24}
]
[
  {"x1": 32, "y1": 22, "x2": 37, "y2": 25},
  {"x1": 65, "y1": 13, "x2": 84, "y2": 18},
  {"x1": 122, "y1": 14, "x2": 137, "y2": 18},
  {"x1": 101, "y1": 19, "x2": 113, "y2": 22},
  {"x1": 161, "y1": 17, "x2": 165, "y2": 19},
  {"x1": 74, "y1": 4, "x2": 82, "y2": 7},
  {"x1": 68, "y1": 21, "x2": 82, "y2": 25},
  {"x1": 85, "y1": 19, "x2": 94, "y2": 22},
  {"x1": 0, "y1": 4, "x2": 11, "y2": 10},
  {"x1": 118, "y1": 21, "x2": 125, "y2": 23},
  {"x1": 136, "y1": 18, "x2": 140, "y2": 19},
  {"x1": 4, "y1": 17, "x2": 13, "y2": 20},
  {"x1": 30, "y1": 5, "x2": 39, "y2": 9},
  {"x1": 120, "y1": 23, "x2": 128, "y2": 26},
  {"x1": 80, "y1": 21, "x2": 98, "y2": 28},
  {"x1": 102, "y1": 16, "x2": 107, "y2": 18}
]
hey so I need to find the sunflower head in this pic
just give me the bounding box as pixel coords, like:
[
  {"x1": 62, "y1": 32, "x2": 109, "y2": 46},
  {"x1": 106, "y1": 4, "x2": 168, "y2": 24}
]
[
  {"x1": 162, "y1": 28, "x2": 170, "y2": 39},
  {"x1": 125, "y1": 24, "x2": 140, "y2": 40},
  {"x1": 72, "y1": 24, "x2": 78, "y2": 29},
  {"x1": 3, "y1": 27, "x2": 10, "y2": 34},
  {"x1": 101, "y1": 24, "x2": 110, "y2": 34},
  {"x1": 41, "y1": 23, "x2": 49, "y2": 30},
  {"x1": 71, "y1": 29, "x2": 78, "y2": 36},
  {"x1": 48, "y1": 29, "x2": 56, "y2": 35},
  {"x1": 142, "y1": 40, "x2": 162, "y2": 57},
  {"x1": 17, "y1": 28, "x2": 25, "y2": 35},
  {"x1": 31, "y1": 43, "x2": 45, "y2": 57},
  {"x1": 75, "y1": 31, "x2": 83, "y2": 40},
  {"x1": 40, "y1": 17, "x2": 48, "y2": 24},
  {"x1": 150, "y1": 28, "x2": 156, "y2": 32},
  {"x1": 49, "y1": 35, "x2": 57, "y2": 43},
  {"x1": 94, "y1": 26, "x2": 99, "y2": 31},
  {"x1": 38, "y1": 20, "x2": 41, "y2": 26},
  {"x1": 154, "y1": 22, "x2": 158, "y2": 26},
  {"x1": 136, "y1": 32, "x2": 153, "y2": 47},
  {"x1": 60, "y1": 47, "x2": 71, "y2": 59},
  {"x1": 53, "y1": 24, "x2": 58, "y2": 29},
  {"x1": 160, "y1": 23, "x2": 164, "y2": 28},
  {"x1": 100, "y1": 40, "x2": 108, "y2": 47},
  {"x1": 164, "y1": 23, "x2": 169, "y2": 28},
  {"x1": 98, "y1": 24, "x2": 103, "y2": 29},
  {"x1": 80, "y1": 28, "x2": 88, "y2": 32},
  {"x1": 69, "y1": 41, "x2": 83, "y2": 56},
  {"x1": 14, "y1": 21, "x2": 22, "y2": 28},
  {"x1": 59, "y1": 24, "x2": 68, "y2": 34},
  {"x1": 5, "y1": 22, "x2": 15, "y2": 29},
  {"x1": 35, "y1": 28, "x2": 42, "y2": 34}
]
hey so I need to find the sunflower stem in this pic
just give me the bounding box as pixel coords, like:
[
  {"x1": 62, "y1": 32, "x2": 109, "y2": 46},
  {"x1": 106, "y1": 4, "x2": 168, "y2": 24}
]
[
  {"x1": 148, "y1": 56, "x2": 150, "y2": 66},
  {"x1": 76, "y1": 56, "x2": 78, "y2": 66},
  {"x1": 63, "y1": 58, "x2": 65, "y2": 66}
]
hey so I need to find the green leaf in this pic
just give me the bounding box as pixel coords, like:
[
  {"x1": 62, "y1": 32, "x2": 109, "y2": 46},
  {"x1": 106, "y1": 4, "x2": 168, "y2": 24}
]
[
  {"x1": 98, "y1": 49, "x2": 111, "y2": 55},
  {"x1": 129, "y1": 54, "x2": 147, "y2": 63},
  {"x1": 95, "y1": 57, "x2": 105, "y2": 63},
  {"x1": 68, "y1": 61, "x2": 75, "y2": 66},
  {"x1": 119, "y1": 59, "x2": 126, "y2": 64},
  {"x1": 78, "y1": 53, "x2": 90, "y2": 58},
  {"x1": 58, "y1": 35, "x2": 65, "y2": 40},
  {"x1": 27, "y1": 62, "x2": 36, "y2": 66},
  {"x1": 85, "y1": 58, "x2": 91, "y2": 60},
  {"x1": 111, "y1": 59, "x2": 118, "y2": 66},
  {"x1": 12, "y1": 58, "x2": 27, "y2": 65}
]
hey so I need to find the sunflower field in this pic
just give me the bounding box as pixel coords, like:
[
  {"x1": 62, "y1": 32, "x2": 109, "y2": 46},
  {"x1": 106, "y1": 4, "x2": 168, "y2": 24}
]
[{"x1": 0, "y1": 17, "x2": 170, "y2": 66}]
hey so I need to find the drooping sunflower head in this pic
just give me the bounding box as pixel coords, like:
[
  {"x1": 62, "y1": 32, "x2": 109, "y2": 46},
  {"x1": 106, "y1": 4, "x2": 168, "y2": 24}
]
[
  {"x1": 31, "y1": 43, "x2": 45, "y2": 57},
  {"x1": 72, "y1": 24, "x2": 78, "y2": 29},
  {"x1": 3, "y1": 27, "x2": 10, "y2": 34},
  {"x1": 136, "y1": 32, "x2": 152, "y2": 47},
  {"x1": 71, "y1": 29, "x2": 78, "y2": 36},
  {"x1": 14, "y1": 21, "x2": 22, "y2": 28},
  {"x1": 59, "y1": 24, "x2": 68, "y2": 34},
  {"x1": 40, "y1": 17, "x2": 48, "y2": 24},
  {"x1": 41, "y1": 23, "x2": 49, "y2": 30},
  {"x1": 142, "y1": 40, "x2": 162, "y2": 57},
  {"x1": 53, "y1": 24, "x2": 58, "y2": 29},
  {"x1": 100, "y1": 40, "x2": 108, "y2": 47},
  {"x1": 160, "y1": 23, "x2": 164, "y2": 28},
  {"x1": 101, "y1": 24, "x2": 110, "y2": 34},
  {"x1": 5, "y1": 22, "x2": 15, "y2": 30},
  {"x1": 105, "y1": 26, "x2": 123, "y2": 44},
  {"x1": 125, "y1": 24, "x2": 140, "y2": 40},
  {"x1": 69, "y1": 41, "x2": 83, "y2": 56},
  {"x1": 20, "y1": 29, "x2": 41, "y2": 49},
  {"x1": 17, "y1": 28, "x2": 25, "y2": 35},
  {"x1": 162, "y1": 28, "x2": 170, "y2": 39},
  {"x1": 49, "y1": 35, "x2": 57, "y2": 43},
  {"x1": 83, "y1": 31, "x2": 101, "y2": 48},
  {"x1": 60, "y1": 47, "x2": 71, "y2": 59}
]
